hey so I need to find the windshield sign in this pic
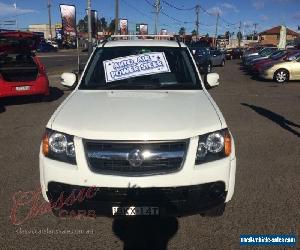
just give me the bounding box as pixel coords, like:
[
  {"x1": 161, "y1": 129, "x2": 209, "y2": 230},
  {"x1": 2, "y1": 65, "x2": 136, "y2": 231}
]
[
  {"x1": 80, "y1": 46, "x2": 201, "y2": 90},
  {"x1": 103, "y1": 52, "x2": 170, "y2": 83}
]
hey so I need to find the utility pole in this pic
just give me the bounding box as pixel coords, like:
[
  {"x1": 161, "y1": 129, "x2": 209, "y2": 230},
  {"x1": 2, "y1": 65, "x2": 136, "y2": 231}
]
[
  {"x1": 154, "y1": 0, "x2": 161, "y2": 35},
  {"x1": 47, "y1": 0, "x2": 52, "y2": 40},
  {"x1": 13, "y1": 1, "x2": 18, "y2": 30},
  {"x1": 195, "y1": 5, "x2": 200, "y2": 38},
  {"x1": 87, "y1": 0, "x2": 93, "y2": 55},
  {"x1": 238, "y1": 20, "x2": 242, "y2": 48},
  {"x1": 253, "y1": 23, "x2": 258, "y2": 40},
  {"x1": 214, "y1": 12, "x2": 220, "y2": 47},
  {"x1": 114, "y1": 0, "x2": 119, "y2": 35}
]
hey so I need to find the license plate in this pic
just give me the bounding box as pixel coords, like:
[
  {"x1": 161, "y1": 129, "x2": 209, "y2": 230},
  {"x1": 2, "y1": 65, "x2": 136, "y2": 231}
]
[
  {"x1": 16, "y1": 86, "x2": 31, "y2": 91},
  {"x1": 112, "y1": 206, "x2": 159, "y2": 216}
]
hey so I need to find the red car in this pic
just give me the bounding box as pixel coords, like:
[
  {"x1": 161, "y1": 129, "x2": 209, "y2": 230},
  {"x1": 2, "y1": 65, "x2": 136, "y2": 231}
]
[
  {"x1": 252, "y1": 50, "x2": 300, "y2": 74},
  {"x1": 0, "y1": 31, "x2": 49, "y2": 99}
]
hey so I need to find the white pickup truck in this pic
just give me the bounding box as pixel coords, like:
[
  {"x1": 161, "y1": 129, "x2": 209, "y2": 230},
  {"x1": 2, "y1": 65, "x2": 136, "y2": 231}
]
[{"x1": 39, "y1": 37, "x2": 236, "y2": 217}]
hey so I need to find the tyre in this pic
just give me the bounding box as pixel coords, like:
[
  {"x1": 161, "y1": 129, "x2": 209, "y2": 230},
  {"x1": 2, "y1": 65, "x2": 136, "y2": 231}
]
[
  {"x1": 200, "y1": 203, "x2": 226, "y2": 217},
  {"x1": 230, "y1": 55, "x2": 233, "y2": 60},
  {"x1": 274, "y1": 69, "x2": 289, "y2": 83},
  {"x1": 221, "y1": 60, "x2": 225, "y2": 67}
]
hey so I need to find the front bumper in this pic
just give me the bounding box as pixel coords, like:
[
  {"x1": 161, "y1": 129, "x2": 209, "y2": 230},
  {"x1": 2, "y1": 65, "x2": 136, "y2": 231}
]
[
  {"x1": 40, "y1": 136, "x2": 236, "y2": 217},
  {"x1": 47, "y1": 181, "x2": 227, "y2": 217}
]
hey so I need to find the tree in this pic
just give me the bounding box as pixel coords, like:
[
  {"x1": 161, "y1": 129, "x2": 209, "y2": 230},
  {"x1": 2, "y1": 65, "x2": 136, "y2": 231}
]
[
  {"x1": 98, "y1": 17, "x2": 107, "y2": 32},
  {"x1": 191, "y1": 29, "x2": 197, "y2": 36},
  {"x1": 205, "y1": 33, "x2": 209, "y2": 37},
  {"x1": 179, "y1": 27, "x2": 185, "y2": 36},
  {"x1": 108, "y1": 19, "x2": 116, "y2": 33},
  {"x1": 225, "y1": 31, "x2": 230, "y2": 39},
  {"x1": 77, "y1": 16, "x2": 88, "y2": 32},
  {"x1": 77, "y1": 16, "x2": 108, "y2": 33}
]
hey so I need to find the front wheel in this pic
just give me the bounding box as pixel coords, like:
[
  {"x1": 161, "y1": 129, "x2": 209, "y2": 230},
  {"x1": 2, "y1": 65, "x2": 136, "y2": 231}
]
[
  {"x1": 221, "y1": 60, "x2": 225, "y2": 67},
  {"x1": 274, "y1": 69, "x2": 289, "y2": 83}
]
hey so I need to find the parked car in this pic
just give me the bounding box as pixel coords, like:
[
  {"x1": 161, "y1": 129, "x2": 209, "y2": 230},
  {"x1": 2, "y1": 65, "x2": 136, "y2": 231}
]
[
  {"x1": 245, "y1": 49, "x2": 282, "y2": 68},
  {"x1": 242, "y1": 46, "x2": 263, "y2": 58},
  {"x1": 210, "y1": 49, "x2": 226, "y2": 66},
  {"x1": 225, "y1": 48, "x2": 243, "y2": 60},
  {"x1": 191, "y1": 47, "x2": 213, "y2": 73},
  {"x1": 259, "y1": 54, "x2": 300, "y2": 83},
  {"x1": 243, "y1": 47, "x2": 278, "y2": 67},
  {"x1": 0, "y1": 31, "x2": 50, "y2": 99},
  {"x1": 40, "y1": 38, "x2": 236, "y2": 218},
  {"x1": 37, "y1": 42, "x2": 58, "y2": 52},
  {"x1": 46, "y1": 40, "x2": 58, "y2": 48},
  {"x1": 252, "y1": 50, "x2": 300, "y2": 74}
]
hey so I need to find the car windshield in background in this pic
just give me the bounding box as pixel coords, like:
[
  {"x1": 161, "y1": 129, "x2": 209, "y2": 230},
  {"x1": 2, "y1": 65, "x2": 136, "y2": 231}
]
[
  {"x1": 0, "y1": 53, "x2": 35, "y2": 68},
  {"x1": 270, "y1": 50, "x2": 286, "y2": 59},
  {"x1": 195, "y1": 48, "x2": 209, "y2": 56},
  {"x1": 80, "y1": 46, "x2": 201, "y2": 90},
  {"x1": 259, "y1": 48, "x2": 276, "y2": 56}
]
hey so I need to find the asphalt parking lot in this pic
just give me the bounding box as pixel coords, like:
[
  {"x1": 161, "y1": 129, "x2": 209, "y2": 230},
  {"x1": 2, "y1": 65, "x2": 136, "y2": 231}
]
[{"x1": 1, "y1": 52, "x2": 299, "y2": 249}]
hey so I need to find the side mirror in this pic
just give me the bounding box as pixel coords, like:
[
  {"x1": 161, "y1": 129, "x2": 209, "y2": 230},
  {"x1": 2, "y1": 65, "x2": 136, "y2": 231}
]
[
  {"x1": 206, "y1": 73, "x2": 220, "y2": 88},
  {"x1": 60, "y1": 72, "x2": 77, "y2": 88}
]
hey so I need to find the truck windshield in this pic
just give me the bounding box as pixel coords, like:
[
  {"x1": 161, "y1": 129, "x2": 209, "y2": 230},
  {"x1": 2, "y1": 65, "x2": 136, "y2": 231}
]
[{"x1": 79, "y1": 46, "x2": 202, "y2": 90}]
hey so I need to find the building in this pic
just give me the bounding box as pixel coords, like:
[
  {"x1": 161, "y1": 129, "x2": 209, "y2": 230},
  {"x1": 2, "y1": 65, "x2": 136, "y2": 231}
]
[
  {"x1": 28, "y1": 24, "x2": 56, "y2": 39},
  {"x1": 259, "y1": 26, "x2": 299, "y2": 46}
]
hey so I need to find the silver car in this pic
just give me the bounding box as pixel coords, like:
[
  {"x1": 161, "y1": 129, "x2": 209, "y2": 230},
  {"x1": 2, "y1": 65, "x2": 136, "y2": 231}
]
[{"x1": 210, "y1": 49, "x2": 226, "y2": 66}]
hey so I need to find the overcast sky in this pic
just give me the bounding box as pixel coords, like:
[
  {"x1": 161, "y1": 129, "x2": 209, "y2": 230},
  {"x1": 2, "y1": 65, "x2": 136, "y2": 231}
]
[{"x1": 0, "y1": 0, "x2": 299, "y2": 35}]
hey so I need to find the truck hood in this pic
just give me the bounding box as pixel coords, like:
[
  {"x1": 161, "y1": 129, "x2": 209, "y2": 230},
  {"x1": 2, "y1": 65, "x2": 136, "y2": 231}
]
[{"x1": 50, "y1": 90, "x2": 224, "y2": 140}]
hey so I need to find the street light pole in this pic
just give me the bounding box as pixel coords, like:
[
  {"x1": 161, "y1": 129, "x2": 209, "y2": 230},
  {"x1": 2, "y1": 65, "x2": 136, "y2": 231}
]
[
  {"x1": 114, "y1": 0, "x2": 119, "y2": 35},
  {"x1": 47, "y1": 0, "x2": 52, "y2": 40},
  {"x1": 87, "y1": 0, "x2": 93, "y2": 55},
  {"x1": 154, "y1": 0, "x2": 160, "y2": 35},
  {"x1": 214, "y1": 12, "x2": 220, "y2": 47},
  {"x1": 195, "y1": 4, "x2": 200, "y2": 38}
]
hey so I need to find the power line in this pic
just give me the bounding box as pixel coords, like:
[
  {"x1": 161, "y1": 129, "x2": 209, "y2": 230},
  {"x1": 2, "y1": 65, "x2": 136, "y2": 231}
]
[
  {"x1": 199, "y1": 5, "x2": 239, "y2": 27},
  {"x1": 122, "y1": 0, "x2": 153, "y2": 20},
  {"x1": 144, "y1": 0, "x2": 194, "y2": 25},
  {"x1": 161, "y1": 0, "x2": 195, "y2": 11},
  {"x1": 122, "y1": 0, "x2": 170, "y2": 30},
  {"x1": 160, "y1": 10, "x2": 193, "y2": 24}
]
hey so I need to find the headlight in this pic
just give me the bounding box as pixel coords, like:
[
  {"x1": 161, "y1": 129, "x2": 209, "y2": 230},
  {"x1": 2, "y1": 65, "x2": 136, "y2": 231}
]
[
  {"x1": 206, "y1": 132, "x2": 224, "y2": 153},
  {"x1": 195, "y1": 129, "x2": 231, "y2": 164},
  {"x1": 42, "y1": 129, "x2": 76, "y2": 164}
]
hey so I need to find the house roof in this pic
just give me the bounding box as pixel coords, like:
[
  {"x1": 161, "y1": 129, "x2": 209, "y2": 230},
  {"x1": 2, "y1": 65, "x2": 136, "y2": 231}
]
[{"x1": 259, "y1": 26, "x2": 299, "y2": 36}]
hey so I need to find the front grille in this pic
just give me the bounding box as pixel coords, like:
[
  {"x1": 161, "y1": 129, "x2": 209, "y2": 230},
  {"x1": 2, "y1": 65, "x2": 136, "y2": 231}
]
[{"x1": 84, "y1": 140, "x2": 188, "y2": 176}]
